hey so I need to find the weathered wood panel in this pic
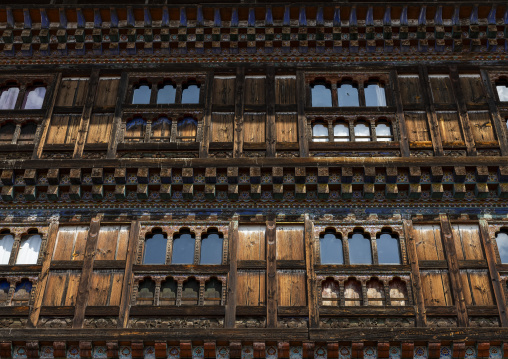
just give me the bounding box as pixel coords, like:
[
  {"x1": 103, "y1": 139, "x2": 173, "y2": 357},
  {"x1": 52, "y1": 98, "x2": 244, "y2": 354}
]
[
  {"x1": 468, "y1": 111, "x2": 498, "y2": 144},
  {"x1": 452, "y1": 225, "x2": 484, "y2": 261},
  {"x1": 45, "y1": 115, "x2": 81, "y2": 145},
  {"x1": 52, "y1": 226, "x2": 89, "y2": 261},
  {"x1": 213, "y1": 76, "x2": 236, "y2": 106},
  {"x1": 405, "y1": 112, "x2": 430, "y2": 143},
  {"x1": 86, "y1": 114, "x2": 114, "y2": 144},
  {"x1": 277, "y1": 270, "x2": 306, "y2": 306},
  {"x1": 275, "y1": 76, "x2": 296, "y2": 105},
  {"x1": 238, "y1": 225, "x2": 265, "y2": 261},
  {"x1": 398, "y1": 75, "x2": 423, "y2": 106},
  {"x1": 211, "y1": 113, "x2": 234, "y2": 142},
  {"x1": 42, "y1": 271, "x2": 81, "y2": 306},
  {"x1": 459, "y1": 75, "x2": 486, "y2": 106},
  {"x1": 96, "y1": 225, "x2": 129, "y2": 261},
  {"x1": 244, "y1": 76, "x2": 266, "y2": 105},
  {"x1": 95, "y1": 77, "x2": 121, "y2": 107},
  {"x1": 413, "y1": 225, "x2": 445, "y2": 261},
  {"x1": 275, "y1": 113, "x2": 298, "y2": 143},
  {"x1": 429, "y1": 75, "x2": 454, "y2": 104},
  {"x1": 243, "y1": 113, "x2": 266, "y2": 143},
  {"x1": 56, "y1": 78, "x2": 89, "y2": 107},
  {"x1": 437, "y1": 112, "x2": 464, "y2": 144},
  {"x1": 88, "y1": 270, "x2": 124, "y2": 306},
  {"x1": 276, "y1": 225, "x2": 304, "y2": 261},
  {"x1": 420, "y1": 270, "x2": 453, "y2": 306},
  {"x1": 236, "y1": 271, "x2": 265, "y2": 306},
  {"x1": 460, "y1": 270, "x2": 495, "y2": 306}
]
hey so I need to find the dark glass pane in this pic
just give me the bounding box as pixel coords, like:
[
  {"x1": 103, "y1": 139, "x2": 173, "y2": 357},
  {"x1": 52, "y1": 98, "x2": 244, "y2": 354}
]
[
  {"x1": 312, "y1": 85, "x2": 332, "y2": 107},
  {"x1": 0, "y1": 123, "x2": 15, "y2": 144},
  {"x1": 182, "y1": 85, "x2": 200, "y2": 104},
  {"x1": 200, "y1": 232, "x2": 223, "y2": 264},
  {"x1": 132, "y1": 85, "x2": 151, "y2": 104},
  {"x1": 181, "y1": 278, "x2": 199, "y2": 305},
  {"x1": 349, "y1": 232, "x2": 372, "y2": 264},
  {"x1": 365, "y1": 83, "x2": 386, "y2": 106},
  {"x1": 338, "y1": 84, "x2": 359, "y2": 107},
  {"x1": 204, "y1": 279, "x2": 222, "y2": 305},
  {"x1": 15, "y1": 280, "x2": 32, "y2": 293},
  {"x1": 157, "y1": 84, "x2": 176, "y2": 104},
  {"x1": 0, "y1": 280, "x2": 9, "y2": 292},
  {"x1": 320, "y1": 232, "x2": 344, "y2": 264},
  {"x1": 497, "y1": 232, "x2": 508, "y2": 263},
  {"x1": 377, "y1": 232, "x2": 401, "y2": 264},
  {"x1": 143, "y1": 233, "x2": 167, "y2": 264},
  {"x1": 171, "y1": 232, "x2": 195, "y2": 264}
]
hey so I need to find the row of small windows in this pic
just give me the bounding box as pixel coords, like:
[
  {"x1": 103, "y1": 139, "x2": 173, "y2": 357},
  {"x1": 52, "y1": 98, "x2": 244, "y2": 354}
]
[
  {"x1": 311, "y1": 80, "x2": 386, "y2": 107},
  {"x1": 0, "y1": 122, "x2": 37, "y2": 145},
  {"x1": 0, "y1": 231, "x2": 42, "y2": 265},
  {"x1": 132, "y1": 81, "x2": 200, "y2": 105},
  {"x1": 142, "y1": 229, "x2": 223, "y2": 265},
  {"x1": 0, "y1": 278, "x2": 33, "y2": 306},
  {"x1": 125, "y1": 116, "x2": 197, "y2": 143},
  {"x1": 320, "y1": 230, "x2": 401, "y2": 265},
  {"x1": 311, "y1": 120, "x2": 393, "y2": 142},
  {"x1": 0, "y1": 83, "x2": 46, "y2": 110}
]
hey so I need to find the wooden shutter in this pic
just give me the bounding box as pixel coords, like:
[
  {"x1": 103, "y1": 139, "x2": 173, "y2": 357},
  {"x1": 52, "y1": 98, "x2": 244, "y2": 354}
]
[
  {"x1": 212, "y1": 76, "x2": 235, "y2": 106},
  {"x1": 413, "y1": 225, "x2": 445, "y2": 261},
  {"x1": 398, "y1": 75, "x2": 423, "y2": 106},
  {"x1": 420, "y1": 270, "x2": 453, "y2": 306},
  {"x1": 275, "y1": 76, "x2": 296, "y2": 105},
  {"x1": 429, "y1": 75, "x2": 454, "y2": 104},
  {"x1": 238, "y1": 225, "x2": 265, "y2": 261},
  {"x1": 56, "y1": 78, "x2": 89, "y2": 107},
  {"x1": 42, "y1": 271, "x2": 81, "y2": 306},
  {"x1": 438, "y1": 112, "x2": 464, "y2": 144},
  {"x1": 237, "y1": 271, "x2": 265, "y2": 306},
  {"x1": 86, "y1": 114, "x2": 114, "y2": 144},
  {"x1": 405, "y1": 112, "x2": 430, "y2": 143},
  {"x1": 244, "y1": 76, "x2": 266, "y2": 105},
  {"x1": 469, "y1": 111, "x2": 497, "y2": 144},
  {"x1": 460, "y1": 270, "x2": 495, "y2": 306},
  {"x1": 244, "y1": 113, "x2": 266, "y2": 143},
  {"x1": 95, "y1": 77, "x2": 120, "y2": 107},
  {"x1": 459, "y1": 75, "x2": 486, "y2": 105},
  {"x1": 276, "y1": 225, "x2": 304, "y2": 261},
  {"x1": 276, "y1": 113, "x2": 298, "y2": 143},
  {"x1": 95, "y1": 225, "x2": 129, "y2": 261},
  {"x1": 88, "y1": 270, "x2": 124, "y2": 306},
  {"x1": 46, "y1": 115, "x2": 81, "y2": 145},
  {"x1": 452, "y1": 225, "x2": 484, "y2": 261},
  {"x1": 278, "y1": 270, "x2": 306, "y2": 306},
  {"x1": 211, "y1": 113, "x2": 234, "y2": 142},
  {"x1": 52, "y1": 226, "x2": 89, "y2": 261}
]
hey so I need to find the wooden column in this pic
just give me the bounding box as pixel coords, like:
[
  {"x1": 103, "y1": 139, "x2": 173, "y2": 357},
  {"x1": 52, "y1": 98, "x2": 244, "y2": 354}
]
[
  {"x1": 72, "y1": 214, "x2": 102, "y2": 328},
  {"x1": 225, "y1": 219, "x2": 238, "y2": 328},
  {"x1": 439, "y1": 214, "x2": 468, "y2": 327},
  {"x1": 233, "y1": 67, "x2": 245, "y2": 158},
  {"x1": 305, "y1": 215, "x2": 319, "y2": 328},
  {"x1": 73, "y1": 69, "x2": 100, "y2": 159},
  {"x1": 32, "y1": 73, "x2": 62, "y2": 159},
  {"x1": 118, "y1": 220, "x2": 140, "y2": 328},
  {"x1": 449, "y1": 66, "x2": 477, "y2": 156},
  {"x1": 479, "y1": 219, "x2": 508, "y2": 327},
  {"x1": 199, "y1": 71, "x2": 214, "y2": 158},
  {"x1": 266, "y1": 214, "x2": 277, "y2": 328},
  {"x1": 419, "y1": 65, "x2": 444, "y2": 156},
  {"x1": 390, "y1": 70, "x2": 410, "y2": 157},
  {"x1": 107, "y1": 72, "x2": 129, "y2": 159},
  {"x1": 480, "y1": 68, "x2": 508, "y2": 156},
  {"x1": 403, "y1": 220, "x2": 427, "y2": 327},
  {"x1": 28, "y1": 219, "x2": 59, "y2": 328},
  {"x1": 297, "y1": 70, "x2": 309, "y2": 157},
  {"x1": 266, "y1": 67, "x2": 276, "y2": 157}
]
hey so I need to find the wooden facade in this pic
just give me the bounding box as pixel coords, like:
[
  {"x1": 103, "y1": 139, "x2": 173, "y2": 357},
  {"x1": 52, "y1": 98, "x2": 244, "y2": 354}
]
[{"x1": 0, "y1": 1, "x2": 508, "y2": 359}]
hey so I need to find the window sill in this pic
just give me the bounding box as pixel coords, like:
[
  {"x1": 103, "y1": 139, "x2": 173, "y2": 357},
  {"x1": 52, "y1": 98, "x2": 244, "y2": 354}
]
[{"x1": 0, "y1": 306, "x2": 29, "y2": 316}]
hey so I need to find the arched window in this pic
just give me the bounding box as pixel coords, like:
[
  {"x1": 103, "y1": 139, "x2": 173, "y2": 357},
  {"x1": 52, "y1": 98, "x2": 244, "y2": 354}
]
[
  {"x1": 366, "y1": 278, "x2": 385, "y2": 306},
  {"x1": 364, "y1": 81, "x2": 387, "y2": 107},
  {"x1": 151, "y1": 117, "x2": 171, "y2": 142},
  {"x1": 143, "y1": 231, "x2": 168, "y2": 265},
  {"x1": 320, "y1": 230, "x2": 343, "y2": 264},
  {"x1": 0, "y1": 85, "x2": 19, "y2": 110},
  {"x1": 377, "y1": 230, "x2": 401, "y2": 264},
  {"x1": 181, "y1": 278, "x2": 199, "y2": 305},
  {"x1": 338, "y1": 81, "x2": 359, "y2": 107},
  {"x1": 136, "y1": 278, "x2": 155, "y2": 305},
  {"x1": 312, "y1": 121, "x2": 329, "y2": 142},
  {"x1": 204, "y1": 278, "x2": 222, "y2": 305},
  {"x1": 16, "y1": 232, "x2": 41, "y2": 265},
  {"x1": 157, "y1": 82, "x2": 176, "y2": 104},
  {"x1": 311, "y1": 83, "x2": 332, "y2": 107},
  {"x1": 160, "y1": 278, "x2": 177, "y2": 305},
  {"x1": 23, "y1": 85, "x2": 46, "y2": 109},
  {"x1": 177, "y1": 117, "x2": 197, "y2": 142},
  {"x1": 333, "y1": 121, "x2": 350, "y2": 142},
  {"x1": 0, "y1": 123, "x2": 15, "y2": 144},
  {"x1": 171, "y1": 230, "x2": 195, "y2": 264},
  {"x1": 496, "y1": 231, "x2": 508, "y2": 263},
  {"x1": 344, "y1": 278, "x2": 362, "y2": 306},
  {"x1": 321, "y1": 278, "x2": 340, "y2": 306},
  {"x1": 354, "y1": 121, "x2": 371, "y2": 142},
  {"x1": 182, "y1": 82, "x2": 200, "y2": 104},
  {"x1": 389, "y1": 278, "x2": 408, "y2": 306},
  {"x1": 18, "y1": 122, "x2": 37, "y2": 145},
  {"x1": 132, "y1": 83, "x2": 151, "y2": 104},
  {"x1": 348, "y1": 230, "x2": 372, "y2": 264},
  {"x1": 125, "y1": 117, "x2": 146, "y2": 142},
  {"x1": 0, "y1": 280, "x2": 9, "y2": 303},
  {"x1": 11, "y1": 279, "x2": 32, "y2": 306},
  {"x1": 200, "y1": 230, "x2": 223, "y2": 265},
  {"x1": 496, "y1": 80, "x2": 508, "y2": 101},
  {"x1": 0, "y1": 232, "x2": 14, "y2": 265},
  {"x1": 375, "y1": 121, "x2": 393, "y2": 142}
]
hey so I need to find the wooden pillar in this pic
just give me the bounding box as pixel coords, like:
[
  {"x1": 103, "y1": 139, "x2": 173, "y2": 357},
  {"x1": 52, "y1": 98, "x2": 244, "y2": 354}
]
[
  {"x1": 305, "y1": 215, "x2": 319, "y2": 328},
  {"x1": 11, "y1": 124, "x2": 20, "y2": 145},
  {"x1": 73, "y1": 69, "x2": 100, "y2": 159},
  {"x1": 478, "y1": 219, "x2": 508, "y2": 327},
  {"x1": 389, "y1": 70, "x2": 410, "y2": 157},
  {"x1": 419, "y1": 65, "x2": 444, "y2": 156},
  {"x1": 72, "y1": 214, "x2": 102, "y2": 328},
  {"x1": 403, "y1": 219, "x2": 427, "y2": 327},
  {"x1": 193, "y1": 233, "x2": 202, "y2": 265},
  {"x1": 266, "y1": 214, "x2": 277, "y2": 328},
  {"x1": 28, "y1": 219, "x2": 59, "y2": 328},
  {"x1": 200, "y1": 71, "x2": 213, "y2": 158},
  {"x1": 225, "y1": 219, "x2": 238, "y2": 328},
  {"x1": 480, "y1": 68, "x2": 508, "y2": 156},
  {"x1": 233, "y1": 67, "x2": 245, "y2": 158},
  {"x1": 118, "y1": 220, "x2": 140, "y2": 328},
  {"x1": 266, "y1": 67, "x2": 276, "y2": 157},
  {"x1": 439, "y1": 214, "x2": 468, "y2": 327},
  {"x1": 107, "y1": 72, "x2": 129, "y2": 159},
  {"x1": 32, "y1": 73, "x2": 62, "y2": 159},
  {"x1": 449, "y1": 66, "x2": 477, "y2": 156},
  {"x1": 297, "y1": 70, "x2": 309, "y2": 157}
]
